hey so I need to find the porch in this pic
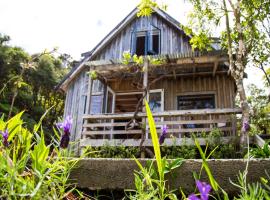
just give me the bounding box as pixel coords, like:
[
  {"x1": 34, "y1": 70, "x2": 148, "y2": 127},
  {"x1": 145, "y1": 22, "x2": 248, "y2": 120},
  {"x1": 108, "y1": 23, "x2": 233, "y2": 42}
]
[
  {"x1": 80, "y1": 108, "x2": 242, "y2": 147},
  {"x1": 79, "y1": 51, "x2": 241, "y2": 147}
]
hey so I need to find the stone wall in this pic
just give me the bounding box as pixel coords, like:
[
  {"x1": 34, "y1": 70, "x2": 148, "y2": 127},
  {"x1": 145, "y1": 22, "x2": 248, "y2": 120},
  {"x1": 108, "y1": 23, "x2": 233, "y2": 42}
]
[{"x1": 70, "y1": 158, "x2": 270, "y2": 193}]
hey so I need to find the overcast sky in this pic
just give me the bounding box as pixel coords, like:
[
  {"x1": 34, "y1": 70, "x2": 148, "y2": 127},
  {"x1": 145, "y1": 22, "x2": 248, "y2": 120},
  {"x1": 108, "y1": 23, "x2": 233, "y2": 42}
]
[{"x1": 0, "y1": 0, "x2": 265, "y2": 89}]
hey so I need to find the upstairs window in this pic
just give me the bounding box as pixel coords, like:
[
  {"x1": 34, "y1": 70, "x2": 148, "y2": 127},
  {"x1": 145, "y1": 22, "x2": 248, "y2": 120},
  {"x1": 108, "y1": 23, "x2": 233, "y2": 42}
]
[
  {"x1": 132, "y1": 30, "x2": 160, "y2": 56},
  {"x1": 90, "y1": 80, "x2": 104, "y2": 114}
]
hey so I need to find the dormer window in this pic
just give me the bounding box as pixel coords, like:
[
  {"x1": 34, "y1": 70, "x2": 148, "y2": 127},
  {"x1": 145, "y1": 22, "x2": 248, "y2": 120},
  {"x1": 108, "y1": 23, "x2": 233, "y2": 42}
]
[{"x1": 132, "y1": 29, "x2": 160, "y2": 56}]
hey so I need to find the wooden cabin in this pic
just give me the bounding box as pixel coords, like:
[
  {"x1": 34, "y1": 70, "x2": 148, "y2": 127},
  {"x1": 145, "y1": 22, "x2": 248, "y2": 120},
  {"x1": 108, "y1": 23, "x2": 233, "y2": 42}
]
[{"x1": 57, "y1": 7, "x2": 242, "y2": 148}]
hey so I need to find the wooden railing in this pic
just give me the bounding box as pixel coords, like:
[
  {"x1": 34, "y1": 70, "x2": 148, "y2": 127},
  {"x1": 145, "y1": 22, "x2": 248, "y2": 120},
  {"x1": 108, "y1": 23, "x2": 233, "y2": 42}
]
[{"x1": 80, "y1": 108, "x2": 242, "y2": 147}]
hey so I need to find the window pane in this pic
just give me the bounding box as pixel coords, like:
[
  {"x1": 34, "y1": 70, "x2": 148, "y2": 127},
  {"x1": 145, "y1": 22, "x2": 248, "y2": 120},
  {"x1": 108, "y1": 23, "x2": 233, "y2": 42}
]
[
  {"x1": 149, "y1": 92, "x2": 162, "y2": 112},
  {"x1": 92, "y1": 80, "x2": 104, "y2": 93},
  {"x1": 136, "y1": 36, "x2": 146, "y2": 56},
  {"x1": 90, "y1": 95, "x2": 103, "y2": 114},
  {"x1": 177, "y1": 94, "x2": 215, "y2": 110},
  {"x1": 152, "y1": 34, "x2": 159, "y2": 55}
]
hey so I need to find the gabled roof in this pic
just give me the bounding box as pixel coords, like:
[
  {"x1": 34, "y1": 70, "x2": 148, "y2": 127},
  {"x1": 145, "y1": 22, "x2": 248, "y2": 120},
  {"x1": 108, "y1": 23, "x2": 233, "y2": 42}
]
[{"x1": 57, "y1": 6, "x2": 190, "y2": 91}]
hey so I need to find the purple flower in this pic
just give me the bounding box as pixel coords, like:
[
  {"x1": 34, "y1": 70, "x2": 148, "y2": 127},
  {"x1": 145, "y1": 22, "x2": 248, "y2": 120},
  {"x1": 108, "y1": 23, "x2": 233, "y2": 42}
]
[
  {"x1": 188, "y1": 180, "x2": 211, "y2": 200},
  {"x1": 1, "y1": 129, "x2": 9, "y2": 148},
  {"x1": 59, "y1": 133, "x2": 70, "y2": 149},
  {"x1": 188, "y1": 194, "x2": 200, "y2": 200},
  {"x1": 57, "y1": 116, "x2": 72, "y2": 149},
  {"x1": 57, "y1": 115, "x2": 72, "y2": 134},
  {"x1": 196, "y1": 180, "x2": 211, "y2": 200},
  {"x1": 159, "y1": 125, "x2": 168, "y2": 145},
  {"x1": 241, "y1": 119, "x2": 250, "y2": 132}
]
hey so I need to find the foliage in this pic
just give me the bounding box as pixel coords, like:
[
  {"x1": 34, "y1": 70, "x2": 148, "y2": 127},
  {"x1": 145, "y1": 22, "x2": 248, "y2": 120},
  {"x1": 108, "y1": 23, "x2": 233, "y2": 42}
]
[
  {"x1": 89, "y1": 70, "x2": 98, "y2": 80},
  {"x1": 122, "y1": 52, "x2": 165, "y2": 70},
  {"x1": 194, "y1": 136, "x2": 270, "y2": 200},
  {"x1": 137, "y1": 0, "x2": 158, "y2": 17},
  {"x1": 248, "y1": 143, "x2": 270, "y2": 158},
  {"x1": 133, "y1": 54, "x2": 144, "y2": 65},
  {"x1": 127, "y1": 101, "x2": 183, "y2": 200},
  {"x1": 0, "y1": 33, "x2": 70, "y2": 137},
  {"x1": 149, "y1": 57, "x2": 165, "y2": 65},
  {"x1": 0, "y1": 112, "x2": 81, "y2": 199},
  {"x1": 86, "y1": 145, "x2": 140, "y2": 158},
  {"x1": 122, "y1": 51, "x2": 132, "y2": 65},
  {"x1": 183, "y1": 0, "x2": 270, "y2": 138},
  {"x1": 122, "y1": 52, "x2": 143, "y2": 66},
  {"x1": 247, "y1": 84, "x2": 270, "y2": 135},
  {"x1": 205, "y1": 128, "x2": 242, "y2": 159},
  {"x1": 161, "y1": 144, "x2": 197, "y2": 159}
]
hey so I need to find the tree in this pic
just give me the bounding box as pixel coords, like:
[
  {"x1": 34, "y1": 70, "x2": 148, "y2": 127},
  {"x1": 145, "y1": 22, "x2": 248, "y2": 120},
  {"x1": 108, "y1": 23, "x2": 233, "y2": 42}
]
[
  {"x1": 247, "y1": 84, "x2": 270, "y2": 135},
  {"x1": 0, "y1": 33, "x2": 70, "y2": 136},
  {"x1": 137, "y1": 0, "x2": 270, "y2": 142}
]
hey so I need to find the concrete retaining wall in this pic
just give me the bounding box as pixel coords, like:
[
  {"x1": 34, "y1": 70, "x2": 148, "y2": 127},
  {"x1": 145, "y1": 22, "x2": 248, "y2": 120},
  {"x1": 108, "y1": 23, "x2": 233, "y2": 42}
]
[{"x1": 70, "y1": 158, "x2": 270, "y2": 193}]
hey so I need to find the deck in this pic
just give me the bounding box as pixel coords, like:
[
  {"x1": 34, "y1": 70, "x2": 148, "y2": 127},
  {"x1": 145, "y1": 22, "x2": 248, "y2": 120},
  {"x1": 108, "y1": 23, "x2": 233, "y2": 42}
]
[{"x1": 80, "y1": 108, "x2": 242, "y2": 147}]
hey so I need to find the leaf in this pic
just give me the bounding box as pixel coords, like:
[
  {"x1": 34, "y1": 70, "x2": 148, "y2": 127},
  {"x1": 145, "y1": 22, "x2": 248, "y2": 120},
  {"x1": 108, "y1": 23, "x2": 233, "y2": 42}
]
[
  {"x1": 145, "y1": 99, "x2": 163, "y2": 181},
  {"x1": 33, "y1": 106, "x2": 53, "y2": 134},
  {"x1": 195, "y1": 138, "x2": 219, "y2": 191},
  {"x1": 7, "y1": 111, "x2": 24, "y2": 141}
]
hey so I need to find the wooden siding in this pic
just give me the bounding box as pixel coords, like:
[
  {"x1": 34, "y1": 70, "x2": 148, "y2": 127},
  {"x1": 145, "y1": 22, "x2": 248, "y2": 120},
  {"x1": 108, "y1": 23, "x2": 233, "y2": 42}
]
[
  {"x1": 109, "y1": 74, "x2": 236, "y2": 110},
  {"x1": 64, "y1": 69, "x2": 88, "y2": 143},
  {"x1": 92, "y1": 13, "x2": 192, "y2": 60}
]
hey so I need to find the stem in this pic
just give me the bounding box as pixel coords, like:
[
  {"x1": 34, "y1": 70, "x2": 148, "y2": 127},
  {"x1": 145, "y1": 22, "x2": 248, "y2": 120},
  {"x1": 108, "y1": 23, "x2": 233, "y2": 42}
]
[
  {"x1": 8, "y1": 68, "x2": 25, "y2": 120},
  {"x1": 259, "y1": 63, "x2": 270, "y2": 87}
]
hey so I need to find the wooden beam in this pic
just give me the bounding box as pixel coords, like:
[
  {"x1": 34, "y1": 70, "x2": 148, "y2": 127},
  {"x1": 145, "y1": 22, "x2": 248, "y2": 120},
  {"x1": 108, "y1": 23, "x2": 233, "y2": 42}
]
[
  {"x1": 80, "y1": 136, "x2": 237, "y2": 147},
  {"x1": 82, "y1": 129, "x2": 142, "y2": 135},
  {"x1": 173, "y1": 69, "x2": 176, "y2": 80},
  {"x1": 83, "y1": 118, "x2": 231, "y2": 128},
  {"x1": 82, "y1": 108, "x2": 242, "y2": 120},
  {"x1": 176, "y1": 55, "x2": 227, "y2": 65},
  {"x1": 85, "y1": 55, "x2": 229, "y2": 77},
  {"x1": 213, "y1": 60, "x2": 219, "y2": 76},
  {"x1": 164, "y1": 71, "x2": 227, "y2": 78},
  {"x1": 254, "y1": 134, "x2": 270, "y2": 148}
]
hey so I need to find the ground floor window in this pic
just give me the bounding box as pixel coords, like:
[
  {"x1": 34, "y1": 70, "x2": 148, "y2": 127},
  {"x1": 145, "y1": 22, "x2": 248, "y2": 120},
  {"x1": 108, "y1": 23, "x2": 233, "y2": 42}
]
[
  {"x1": 148, "y1": 89, "x2": 164, "y2": 113},
  {"x1": 177, "y1": 94, "x2": 215, "y2": 110}
]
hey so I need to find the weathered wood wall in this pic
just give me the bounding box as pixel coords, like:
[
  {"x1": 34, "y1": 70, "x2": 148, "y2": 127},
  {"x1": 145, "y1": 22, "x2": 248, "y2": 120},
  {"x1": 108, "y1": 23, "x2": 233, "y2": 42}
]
[
  {"x1": 92, "y1": 13, "x2": 192, "y2": 60},
  {"x1": 63, "y1": 11, "x2": 234, "y2": 144},
  {"x1": 109, "y1": 74, "x2": 236, "y2": 109},
  {"x1": 64, "y1": 70, "x2": 88, "y2": 143}
]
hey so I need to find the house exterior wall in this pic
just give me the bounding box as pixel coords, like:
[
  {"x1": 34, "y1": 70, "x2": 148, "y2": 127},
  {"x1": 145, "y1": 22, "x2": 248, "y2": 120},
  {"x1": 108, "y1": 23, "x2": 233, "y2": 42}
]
[
  {"x1": 64, "y1": 69, "x2": 88, "y2": 142},
  {"x1": 62, "y1": 11, "x2": 236, "y2": 144},
  {"x1": 109, "y1": 74, "x2": 236, "y2": 110},
  {"x1": 92, "y1": 13, "x2": 192, "y2": 60}
]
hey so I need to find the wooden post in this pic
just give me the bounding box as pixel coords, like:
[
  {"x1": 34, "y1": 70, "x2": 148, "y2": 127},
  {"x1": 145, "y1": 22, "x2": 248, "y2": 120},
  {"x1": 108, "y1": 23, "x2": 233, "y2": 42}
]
[
  {"x1": 80, "y1": 69, "x2": 93, "y2": 155},
  {"x1": 86, "y1": 73, "x2": 93, "y2": 116},
  {"x1": 141, "y1": 58, "x2": 149, "y2": 158},
  {"x1": 83, "y1": 68, "x2": 93, "y2": 140}
]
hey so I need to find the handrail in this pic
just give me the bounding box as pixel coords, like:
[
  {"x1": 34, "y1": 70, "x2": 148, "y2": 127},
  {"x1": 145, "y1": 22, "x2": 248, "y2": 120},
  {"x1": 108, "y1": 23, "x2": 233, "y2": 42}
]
[{"x1": 82, "y1": 108, "x2": 242, "y2": 119}]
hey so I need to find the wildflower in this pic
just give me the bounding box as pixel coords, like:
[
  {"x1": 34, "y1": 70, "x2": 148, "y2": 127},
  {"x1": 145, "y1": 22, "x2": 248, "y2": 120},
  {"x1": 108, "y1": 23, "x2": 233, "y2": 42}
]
[
  {"x1": 57, "y1": 115, "x2": 72, "y2": 148},
  {"x1": 159, "y1": 125, "x2": 168, "y2": 145},
  {"x1": 188, "y1": 194, "x2": 200, "y2": 200},
  {"x1": 1, "y1": 129, "x2": 9, "y2": 148},
  {"x1": 188, "y1": 180, "x2": 211, "y2": 200},
  {"x1": 196, "y1": 180, "x2": 211, "y2": 200},
  {"x1": 241, "y1": 119, "x2": 250, "y2": 132}
]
